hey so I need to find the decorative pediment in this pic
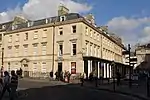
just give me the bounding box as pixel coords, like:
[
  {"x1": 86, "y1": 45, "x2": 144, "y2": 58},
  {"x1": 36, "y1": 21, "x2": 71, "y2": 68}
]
[{"x1": 20, "y1": 58, "x2": 30, "y2": 64}]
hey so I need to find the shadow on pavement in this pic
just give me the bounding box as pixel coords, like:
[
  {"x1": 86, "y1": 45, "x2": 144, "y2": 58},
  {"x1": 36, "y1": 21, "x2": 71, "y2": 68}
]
[{"x1": 17, "y1": 83, "x2": 140, "y2": 100}]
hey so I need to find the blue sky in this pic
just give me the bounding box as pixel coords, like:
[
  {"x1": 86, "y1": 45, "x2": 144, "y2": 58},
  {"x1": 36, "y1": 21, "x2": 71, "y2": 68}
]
[{"x1": 0, "y1": 0, "x2": 150, "y2": 45}]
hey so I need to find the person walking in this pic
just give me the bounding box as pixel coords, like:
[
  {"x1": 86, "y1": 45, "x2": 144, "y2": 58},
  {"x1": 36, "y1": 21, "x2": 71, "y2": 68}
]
[
  {"x1": 0, "y1": 71, "x2": 11, "y2": 100},
  {"x1": 116, "y1": 69, "x2": 121, "y2": 86},
  {"x1": 10, "y1": 70, "x2": 18, "y2": 100}
]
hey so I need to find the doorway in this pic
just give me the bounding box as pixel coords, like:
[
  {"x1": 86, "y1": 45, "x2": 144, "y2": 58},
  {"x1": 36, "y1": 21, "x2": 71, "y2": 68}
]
[
  {"x1": 58, "y1": 62, "x2": 62, "y2": 72},
  {"x1": 23, "y1": 64, "x2": 29, "y2": 77}
]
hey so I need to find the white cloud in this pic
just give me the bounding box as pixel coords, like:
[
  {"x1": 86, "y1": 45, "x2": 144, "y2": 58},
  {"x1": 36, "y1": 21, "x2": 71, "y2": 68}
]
[
  {"x1": 106, "y1": 16, "x2": 150, "y2": 46},
  {"x1": 0, "y1": 0, "x2": 92, "y2": 23}
]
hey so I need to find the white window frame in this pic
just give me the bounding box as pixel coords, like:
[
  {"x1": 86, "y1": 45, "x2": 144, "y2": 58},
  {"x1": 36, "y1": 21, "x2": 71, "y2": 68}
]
[
  {"x1": 15, "y1": 45, "x2": 19, "y2": 56},
  {"x1": 33, "y1": 32, "x2": 38, "y2": 39},
  {"x1": 8, "y1": 35, "x2": 12, "y2": 43},
  {"x1": 58, "y1": 43, "x2": 63, "y2": 56},
  {"x1": 33, "y1": 62, "x2": 37, "y2": 73},
  {"x1": 85, "y1": 27, "x2": 88, "y2": 35},
  {"x1": 42, "y1": 43, "x2": 47, "y2": 55},
  {"x1": 33, "y1": 44, "x2": 38, "y2": 55},
  {"x1": 90, "y1": 44, "x2": 92, "y2": 56},
  {"x1": 72, "y1": 25, "x2": 76, "y2": 33},
  {"x1": 60, "y1": 16, "x2": 66, "y2": 22},
  {"x1": 71, "y1": 42, "x2": 77, "y2": 56},
  {"x1": 24, "y1": 33, "x2": 28, "y2": 41},
  {"x1": 8, "y1": 46, "x2": 12, "y2": 57},
  {"x1": 15, "y1": 34, "x2": 19, "y2": 42},
  {"x1": 41, "y1": 62, "x2": 47, "y2": 73},
  {"x1": 23, "y1": 45, "x2": 28, "y2": 56},
  {"x1": 86, "y1": 42, "x2": 88, "y2": 56},
  {"x1": 90, "y1": 30, "x2": 92, "y2": 37},
  {"x1": 42, "y1": 29, "x2": 47, "y2": 38}
]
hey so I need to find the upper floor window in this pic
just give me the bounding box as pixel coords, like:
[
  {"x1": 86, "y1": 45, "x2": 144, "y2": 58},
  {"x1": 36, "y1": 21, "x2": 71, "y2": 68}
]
[
  {"x1": 58, "y1": 44, "x2": 63, "y2": 56},
  {"x1": 23, "y1": 44, "x2": 28, "y2": 56},
  {"x1": 2, "y1": 25, "x2": 6, "y2": 29},
  {"x1": 16, "y1": 34, "x2": 19, "y2": 42},
  {"x1": 24, "y1": 33, "x2": 28, "y2": 41},
  {"x1": 33, "y1": 31, "x2": 38, "y2": 39},
  {"x1": 33, "y1": 43, "x2": 38, "y2": 55},
  {"x1": 42, "y1": 43, "x2": 47, "y2": 55},
  {"x1": 12, "y1": 25, "x2": 17, "y2": 30},
  {"x1": 59, "y1": 30, "x2": 63, "y2": 35},
  {"x1": 60, "y1": 16, "x2": 66, "y2": 21},
  {"x1": 85, "y1": 27, "x2": 88, "y2": 35},
  {"x1": 97, "y1": 34, "x2": 100, "y2": 41},
  {"x1": 72, "y1": 25, "x2": 76, "y2": 33},
  {"x1": 42, "y1": 29, "x2": 47, "y2": 38},
  {"x1": 90, "y1": 30, "x2": 92, "y2": 37},
  {"x1": 15, "y1": 45, "x2": 19, "y2": 55},
  {"x1": 71, "y1": 43, "x2": 76, "y2": 56},
  {"x1": 59, "y1": 27, "x2": 63, "y2": 35},
  {"x1": 0, "y1": 34, "x2": 2, "y2": 41},
  {"x1": 8, "y1": 35, "x2": 12, "y2": 43}
]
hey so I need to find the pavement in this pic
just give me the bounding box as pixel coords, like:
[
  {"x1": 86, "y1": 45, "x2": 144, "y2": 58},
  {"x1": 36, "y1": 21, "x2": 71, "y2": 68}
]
[
  {"x1": 72, "y1": 79, "x2": 150, "y2": 100},
  {"x1": 1, "y1": 78, "x2": 141, "y2": 100}
]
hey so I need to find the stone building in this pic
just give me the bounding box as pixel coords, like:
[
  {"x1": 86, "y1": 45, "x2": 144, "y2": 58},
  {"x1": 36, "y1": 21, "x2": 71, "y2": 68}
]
[
  {"x1": 136, "y1": 43, "x2": 150, "y2": 70},
  {"x1": 0, "y1": 6, "x2": 128, "y2": 78}
]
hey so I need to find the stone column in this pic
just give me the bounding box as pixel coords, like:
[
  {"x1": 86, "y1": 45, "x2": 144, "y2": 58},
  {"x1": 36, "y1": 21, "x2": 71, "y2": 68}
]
[
  {"x1": 104, "y1": 63, "x2": 106, "y2": 78},
  {"x1": 88, "y1": 60, "x2": 91, "y2": 77},
  {"x1": 107, "y1": 63, "x2": 109, "y2": 78},
  {"x1": 98, "y1": 62, "x2": 100, "y2": 78}
]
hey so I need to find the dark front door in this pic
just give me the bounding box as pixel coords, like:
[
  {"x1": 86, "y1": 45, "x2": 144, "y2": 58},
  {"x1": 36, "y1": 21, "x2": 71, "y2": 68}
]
[
  {"x1": 58, "y1": 63, "x2": 62, "y2": 72},
  {"x1": 23, "y1": 64, "x2": 29, "y2": 77}
]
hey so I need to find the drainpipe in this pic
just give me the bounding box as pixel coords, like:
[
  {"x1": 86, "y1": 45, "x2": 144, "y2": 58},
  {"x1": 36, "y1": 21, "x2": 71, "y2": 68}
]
[
  {"x1": 1, "y1": 48, "x2": 4, "y2": 77},
  {"x1": 51, "y1": 23, "x2": 55, "y2": 78}
]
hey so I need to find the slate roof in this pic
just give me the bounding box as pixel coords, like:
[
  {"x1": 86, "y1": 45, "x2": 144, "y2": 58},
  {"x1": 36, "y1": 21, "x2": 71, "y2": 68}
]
[{"x1": 0, "y1": 13, "x2": 82, "y2": 31}]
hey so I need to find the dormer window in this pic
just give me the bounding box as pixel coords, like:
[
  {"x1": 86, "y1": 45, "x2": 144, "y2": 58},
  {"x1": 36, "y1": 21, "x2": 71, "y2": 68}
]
[
  {"x1": 45, "y1": 19, "x2": 48, "y2": 24},
  {"x1": 12, "y1": 25, "x2": 18, "y2": 30},
  {"x1": 60, "y1": 16, "x2": 66, "y2": 22},
  {"x1": 2, "y1": 25, "x2": 6, "y2": 29},
  {"x1": 27, "y1": 22, "x2": 34, "y2": 27}
]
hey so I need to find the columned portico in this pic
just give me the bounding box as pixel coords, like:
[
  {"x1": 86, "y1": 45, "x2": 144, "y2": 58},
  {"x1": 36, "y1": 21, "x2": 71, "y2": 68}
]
[{"x1": 83, "y1": 57, "x2": 128, "y2": 79}]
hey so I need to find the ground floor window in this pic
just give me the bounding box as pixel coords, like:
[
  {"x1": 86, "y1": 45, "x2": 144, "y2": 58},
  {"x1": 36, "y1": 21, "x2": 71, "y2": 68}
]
[{"x1": 71, "y1": 62, "x2": 76, "y2": 74}]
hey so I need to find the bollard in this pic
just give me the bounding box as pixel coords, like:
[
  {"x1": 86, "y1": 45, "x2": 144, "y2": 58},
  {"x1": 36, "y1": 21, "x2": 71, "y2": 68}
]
[
  {"x1": 95, "y1": 77, "x2": 98, "y2": 87},
  {"x1": 147, "y1": 77, "x2": 150, "y2": 97}
]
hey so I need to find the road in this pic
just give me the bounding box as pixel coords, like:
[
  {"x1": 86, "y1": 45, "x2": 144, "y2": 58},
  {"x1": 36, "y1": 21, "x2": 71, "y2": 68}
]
[{"x1": 4, "y1": 79, "x2": 140, "y2": 100}]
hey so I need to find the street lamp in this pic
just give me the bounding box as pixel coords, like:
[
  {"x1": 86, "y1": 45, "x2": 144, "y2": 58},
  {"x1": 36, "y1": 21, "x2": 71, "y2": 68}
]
[
  {"x1": 128, "y1": 44, "x2": 132, "y2": 88},
  {"x1": 111, "y1": 60, "x2": 116, "y2": 92}
]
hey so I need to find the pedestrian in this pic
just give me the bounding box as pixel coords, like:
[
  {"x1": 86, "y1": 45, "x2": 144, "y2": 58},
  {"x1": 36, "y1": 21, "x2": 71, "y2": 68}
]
[
  {"x1": 116, "y1": 69, "x2": 121, "y2": 86},
  {"x1": 55, "y1": 71, "x2": 58, "y2": 80},
  {"x1": 67, "y1": 71, "x2": 71, "y2": 83},
  {"x1": 0, "y1": 71, "x2": 11, "y2": 100},
  {"x1": 19, "y1": 68, "x2": 23, "y2": 78},
  {"x1": 10, "y1": 70, "x2": 18, "y2": 100},
  {"x1": 80, "y1": 72, "x2": 85, "y2": 86}
]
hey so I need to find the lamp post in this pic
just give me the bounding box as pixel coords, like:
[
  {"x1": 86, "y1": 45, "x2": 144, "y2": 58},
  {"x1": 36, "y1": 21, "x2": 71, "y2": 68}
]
[
  {"x1": 128, "y1": 44, "x2": 132, "y2": 88},
  {"x1": 8, "y1": 62, "x2": 10, "y2": 73},
  {"x1": 111, "y1": 60, "x2": 116, "y2": 92},
  {"x1": 1, "y1": 48, "x2": 4, "y2": 77}
]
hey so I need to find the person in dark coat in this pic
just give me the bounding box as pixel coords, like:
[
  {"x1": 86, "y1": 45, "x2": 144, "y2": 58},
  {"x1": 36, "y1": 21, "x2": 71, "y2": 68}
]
[
  {"x1": 10, "y1": 70, "x2": 18, "y2": 100},
  {"x1": 116, "y1": 69, "x2": 121, "y2": 86},
  {"x1": 19, "y1": 68, "x2": 23, "y2": 78},
  {"x1": 0, "y1": 71, "x2": 11, "y2": 100}
]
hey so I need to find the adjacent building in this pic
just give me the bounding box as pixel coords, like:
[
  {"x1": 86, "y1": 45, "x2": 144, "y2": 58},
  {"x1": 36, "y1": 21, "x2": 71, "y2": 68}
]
[
  {"x1": 0, "y1": 6, "x2": 128, "y2": 78},
  {"x1": 136, "y1": 43, "x2": 150, "y2": 70}
]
